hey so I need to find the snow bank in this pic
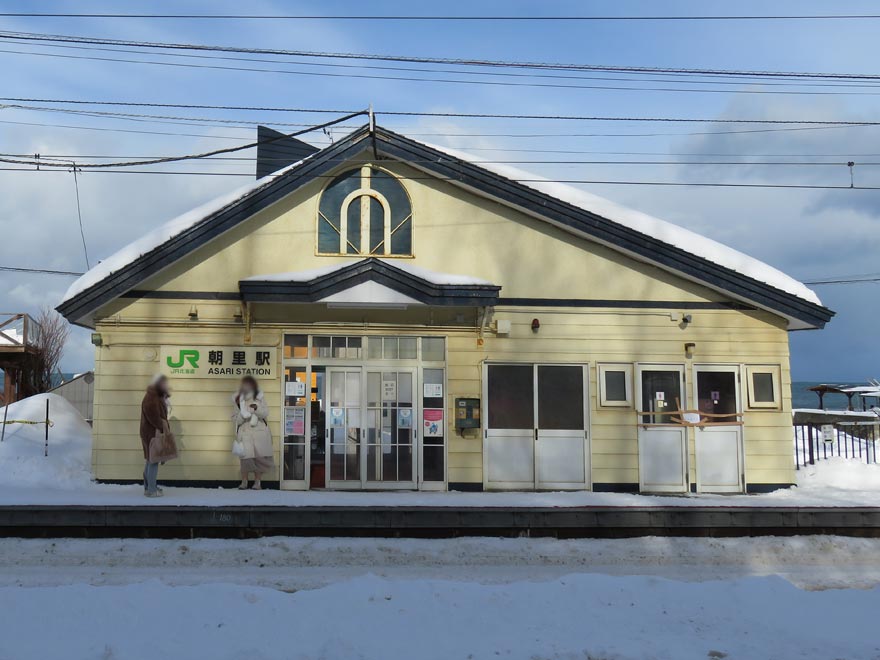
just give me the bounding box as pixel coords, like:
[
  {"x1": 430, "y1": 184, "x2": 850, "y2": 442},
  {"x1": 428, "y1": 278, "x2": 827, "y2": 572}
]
[
  {"x1": 797, "y1": 457, "x2": 880, "y2": 493},
  {"x1": 61, "y1": 159, "x2": 307, "y2": 303},
  {"x1": 2, "y1": 573, "x2": 877, "y2": 659},
  {"x1": 427, "y1": 142, "x2": 822, "y2": 305},
  {"x1": 0, "y1": 394, "x2": 92, "y2": 489}
]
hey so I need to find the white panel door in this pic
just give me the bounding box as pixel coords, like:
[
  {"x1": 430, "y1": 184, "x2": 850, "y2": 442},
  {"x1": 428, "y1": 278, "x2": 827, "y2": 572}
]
[
  {"x1": 536, "y1": 365, "x2": 589, "y2": 490},
  {"x1": 484, "y1": 364, "x2": 536, "y2": 489},
  {"x1": 637, "y1": 365, "x2": 688, "y2": 493},
  {"x1": 694, "y1": 366, "x2": 744, "y2": 493}
]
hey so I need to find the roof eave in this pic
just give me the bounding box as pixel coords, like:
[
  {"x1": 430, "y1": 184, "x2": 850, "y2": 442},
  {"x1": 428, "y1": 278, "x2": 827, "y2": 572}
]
[{"x1": 369, "y1": 126, "x2": 834, "y2": 330}]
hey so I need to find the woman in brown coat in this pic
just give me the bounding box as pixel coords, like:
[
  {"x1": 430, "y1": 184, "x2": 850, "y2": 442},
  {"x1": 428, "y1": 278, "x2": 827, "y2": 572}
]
[{"x1": 140, "y1": 374, "x2": 172, "y2": 497}]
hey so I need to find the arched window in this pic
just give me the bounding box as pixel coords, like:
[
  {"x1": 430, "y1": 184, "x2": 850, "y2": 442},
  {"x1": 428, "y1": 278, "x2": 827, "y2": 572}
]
[{"x1": 317, "y1": 166, "x2": 413, "y2": 256}]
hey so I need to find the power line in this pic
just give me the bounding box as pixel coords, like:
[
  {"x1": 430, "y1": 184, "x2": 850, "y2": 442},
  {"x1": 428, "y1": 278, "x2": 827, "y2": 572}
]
[
  {"x1": 804, "y1": 276, "x2": 880, "y2": 285},
  {"x1": 4, "y1": 30, "x2": 880, "y2": 82},
  {"x1": 0, "y1": 265, "x2": 83, "y2": 276},
  {"x1": 2, "y1": 152, "x2": 877, "y2": 167},
  {"x1": 1, "y1": 167, "x2": 877, "y2": 189},
  {"x1": 8, "y1": 43, "x2": 880, "y2": 97},
  {"x1": 0, "y1": 117, "x2": 252, "y2": 140},
  {"x1": 8, "y1": 150, "x2": 880, "y2": 160},
  {"x1": 2, "y1": 97, "x2": 877, "y2": 125},
  {"x1": 10, "y1": 37, "x2": 880, "y2": 92},
  {"x1": 1, "y1": 13, "x2": 879, "y2": 21},
  {"x1": 71, "y1": 164, "x2": 89, "y2": 269},
  {"x1": 3, "y1": 115, "x2": 866, "y2": 141},
  {"x1": 0, "y1": 110, "x2": 366, "y2": 169}
]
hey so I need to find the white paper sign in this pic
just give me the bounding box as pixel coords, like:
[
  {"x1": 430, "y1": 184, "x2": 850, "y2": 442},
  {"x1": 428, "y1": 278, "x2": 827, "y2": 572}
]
[
  {"x1": 821, "y1": 424, "x2": 835, "y2": 443},
  {"x1": 382, "y1": 379, "x2": 397, "y2": 402},
  {"x1": 423, "y1": 383, "x2": 443, "y2": 398},
  {"x1": 285, "y1": 380, "x2": 306, "y2": 397}
]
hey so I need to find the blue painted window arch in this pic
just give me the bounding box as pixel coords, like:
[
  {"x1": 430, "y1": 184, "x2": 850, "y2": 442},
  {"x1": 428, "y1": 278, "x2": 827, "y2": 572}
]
[{"x1": 317, "y1": 166, "x2": 413, "y2": 256}]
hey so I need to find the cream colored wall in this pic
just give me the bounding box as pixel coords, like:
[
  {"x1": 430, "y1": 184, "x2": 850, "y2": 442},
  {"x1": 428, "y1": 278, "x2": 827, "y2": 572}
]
[
  {"x1": 448, "y1": 308, "x2": 794, "y2": 487},
  {"x1": 129, "y1": 155, "x2": 726, "y2": 304},
  {"x1": 91, "y1": 305, "x2": 794, "y2": 487},
  {"x1": 90, "y1": 153, "x2": 798, "y2": 488}
]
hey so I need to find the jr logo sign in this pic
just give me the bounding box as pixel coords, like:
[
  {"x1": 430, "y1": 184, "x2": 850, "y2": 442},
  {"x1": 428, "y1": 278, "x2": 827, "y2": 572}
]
[
  {"x1": 166, "y1": 349, "x2": 200, "y2": 370},
  {"x1": 159, "y1": 346, "x2": 276, "y2": 378}
]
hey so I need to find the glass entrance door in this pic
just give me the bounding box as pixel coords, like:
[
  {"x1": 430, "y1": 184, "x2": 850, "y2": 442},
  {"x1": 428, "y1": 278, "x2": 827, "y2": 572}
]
[
  {"x1": 326, "y1": 368, "x2": 362, "y2": 485},
  {"x1": 365, "y1": 368, "x2": 417, "y2": 487},
  {"x1": 326, "y1": 367, "x2": 418, "y2": 489}
]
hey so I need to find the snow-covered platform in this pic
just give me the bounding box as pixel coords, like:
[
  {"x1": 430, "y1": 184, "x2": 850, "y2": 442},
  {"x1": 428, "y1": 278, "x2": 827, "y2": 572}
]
[
  {"x1": 2, "y1": 394, "x2": 879, "y2": 538},
  {"x1": 2, "y1": 503, "x2": 880, "y2": 539}
]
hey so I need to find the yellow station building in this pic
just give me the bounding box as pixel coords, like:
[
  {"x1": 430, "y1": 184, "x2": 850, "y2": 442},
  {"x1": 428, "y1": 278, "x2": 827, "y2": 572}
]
[{"x1": 58, "y1": 124, "x2": 833, "y2": 494}]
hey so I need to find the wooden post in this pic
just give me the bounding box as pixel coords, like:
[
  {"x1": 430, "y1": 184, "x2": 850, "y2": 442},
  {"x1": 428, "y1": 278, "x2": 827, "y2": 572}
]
[{"x1": 44, "y1": 398, "x2": 49, "y2": 457}]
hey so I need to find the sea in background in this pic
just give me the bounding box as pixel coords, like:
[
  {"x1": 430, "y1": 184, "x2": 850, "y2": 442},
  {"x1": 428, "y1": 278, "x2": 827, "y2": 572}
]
[{"x1": 791, "y1": 381, "x2": 871, "y2": 410}]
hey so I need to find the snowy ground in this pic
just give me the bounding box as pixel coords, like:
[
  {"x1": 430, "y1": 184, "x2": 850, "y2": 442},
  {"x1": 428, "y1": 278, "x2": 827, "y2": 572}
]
[
  {"x1": 2, "y1": 393, "x2": 880, "y2": 507},
  {"x1": 1, "y1": 536, "x2": 880, "y2": 659},
  {"x1": 4, "y1": 396, "x2": 880, "y2": 658}
]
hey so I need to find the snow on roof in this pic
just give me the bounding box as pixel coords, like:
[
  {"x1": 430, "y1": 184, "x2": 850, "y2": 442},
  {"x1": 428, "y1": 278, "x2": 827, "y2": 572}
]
[
  {"x1": 61, "y1": 129, "x2": 822, "y2": 309},
  {"x1": 425, "y1": 142, "x2": 822, "y2": 306},
  {"x1": 61, "y1": 159, "x2": 309, "y2": 304},
  {"x1": 243, "y1": 259, "x2": 495, "y2": 286}
]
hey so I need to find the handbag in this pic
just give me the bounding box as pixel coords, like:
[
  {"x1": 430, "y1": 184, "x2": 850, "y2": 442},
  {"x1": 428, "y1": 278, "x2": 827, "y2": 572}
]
[
  {"x1": 148, "y1": 423, "x2": 178, "y2": 464},
  {"x1": 231, "y1": 439, "x2": 246, "y2": 458}
]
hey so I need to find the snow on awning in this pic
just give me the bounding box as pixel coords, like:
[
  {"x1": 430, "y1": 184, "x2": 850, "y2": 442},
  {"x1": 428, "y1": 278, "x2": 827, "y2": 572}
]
[{"x1": 239, "y1": 258, "x2": 501, "y2": 307}]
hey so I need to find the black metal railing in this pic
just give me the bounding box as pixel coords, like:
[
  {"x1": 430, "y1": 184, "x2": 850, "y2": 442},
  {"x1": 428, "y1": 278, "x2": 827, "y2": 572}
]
[{"x1": 794, "y1": 422, "x2": 880, "y2": 468}]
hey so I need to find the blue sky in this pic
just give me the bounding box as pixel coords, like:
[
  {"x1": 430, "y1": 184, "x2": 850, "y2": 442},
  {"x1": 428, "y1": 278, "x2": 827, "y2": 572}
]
[{"x1": 1, "y1": 0, "x2": 879, "y2": 380}]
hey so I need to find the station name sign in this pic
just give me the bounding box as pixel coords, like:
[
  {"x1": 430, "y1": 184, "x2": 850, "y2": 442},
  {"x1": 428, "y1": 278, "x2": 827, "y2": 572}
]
[{"x1": 160, "y1": 346, "x2": 277, "y2": 378}]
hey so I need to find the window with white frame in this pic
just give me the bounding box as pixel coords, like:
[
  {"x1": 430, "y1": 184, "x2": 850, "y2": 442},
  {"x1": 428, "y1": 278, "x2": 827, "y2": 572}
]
[
  {"x1": 746, "y1": 365, "x2": 782, "y2": 409},
  {"x1": 598, "y1": 363, "x2": 633, "y2": 407},
  {"x1": 317, "y1": 166, "x2": 413, "y2": 256}
]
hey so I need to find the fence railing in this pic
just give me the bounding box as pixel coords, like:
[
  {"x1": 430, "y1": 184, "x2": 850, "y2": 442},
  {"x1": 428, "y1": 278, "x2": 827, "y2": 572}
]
[
  {"x1": 0, "y1": 313, "x2": 41, "y2": 348},
  {"x1": 794, "y1": 421, "x2": 880, "y2": 468}
]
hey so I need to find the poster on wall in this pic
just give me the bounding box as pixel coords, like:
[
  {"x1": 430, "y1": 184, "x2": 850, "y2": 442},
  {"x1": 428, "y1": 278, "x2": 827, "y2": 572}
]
[
  {"x1": 285, "y1": 407, "x2": 306, "y2": 436},
  {"x1": 160, "y1": 346, "x2": 276, "y2": 378},
  {"x1": 398, "y1": 408, "x2": 413, "y2": 428},
  {"x1": 423, "y1": 383, "x2": 443, "y2": 398},
  {"x1": 423, "y1": 408, "x2": 444, "y2": 437},
  {"x1": 286, "y1": 380, "x2": 306, "y2": 397}
]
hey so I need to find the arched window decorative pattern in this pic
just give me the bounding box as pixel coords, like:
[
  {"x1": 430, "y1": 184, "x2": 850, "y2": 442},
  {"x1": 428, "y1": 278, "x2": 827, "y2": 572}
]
[{"x1": 317, "y1": 166, "x2": 413, "y2": 256}]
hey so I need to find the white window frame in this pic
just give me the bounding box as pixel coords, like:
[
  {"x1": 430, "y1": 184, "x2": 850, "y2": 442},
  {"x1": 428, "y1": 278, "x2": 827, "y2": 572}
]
[
  {"x1": 745, "y1": 365, "x2": 782, "y2": 410},
  {"x1": 597, "y1": 363, "x2": 633, "y2": 408}
]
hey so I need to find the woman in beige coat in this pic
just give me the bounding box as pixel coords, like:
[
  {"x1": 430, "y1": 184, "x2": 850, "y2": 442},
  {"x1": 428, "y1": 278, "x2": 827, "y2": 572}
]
[{"x1": 232, "y1": 376, "x2": 274, "y2": 490}]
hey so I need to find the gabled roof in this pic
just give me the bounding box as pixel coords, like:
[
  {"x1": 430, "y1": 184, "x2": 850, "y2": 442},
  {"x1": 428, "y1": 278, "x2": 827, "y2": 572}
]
[
  {"x1": 240, "y1": 258, "x2": 500, "y2": 306},
  {"x1": 57, "y1": 124, "x2": 834, "y2": 329}
]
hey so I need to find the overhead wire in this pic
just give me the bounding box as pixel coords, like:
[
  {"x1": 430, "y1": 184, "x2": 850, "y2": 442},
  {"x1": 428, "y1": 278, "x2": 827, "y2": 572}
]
[
  {"x1": 8, "y1": 37, "x2": 880, "y2": 92},
  {"x1": 1, "y1": 13, "x2": 880, "y2": 21},
  {"x1": 4, "y1": 30, "x2": 880, "y2": 82},
  {"x1": 7, "y1": 43, "x2": 880, "y2": 96},
  {"x1": 2, "y1": 98, "x2": 878, "y2": 125}
]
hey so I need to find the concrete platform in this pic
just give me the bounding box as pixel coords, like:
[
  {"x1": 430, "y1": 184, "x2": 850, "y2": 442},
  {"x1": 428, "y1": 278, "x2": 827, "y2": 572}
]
[{"x1": 1, "y1": 505, "x2": 880, "y2": 538}]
